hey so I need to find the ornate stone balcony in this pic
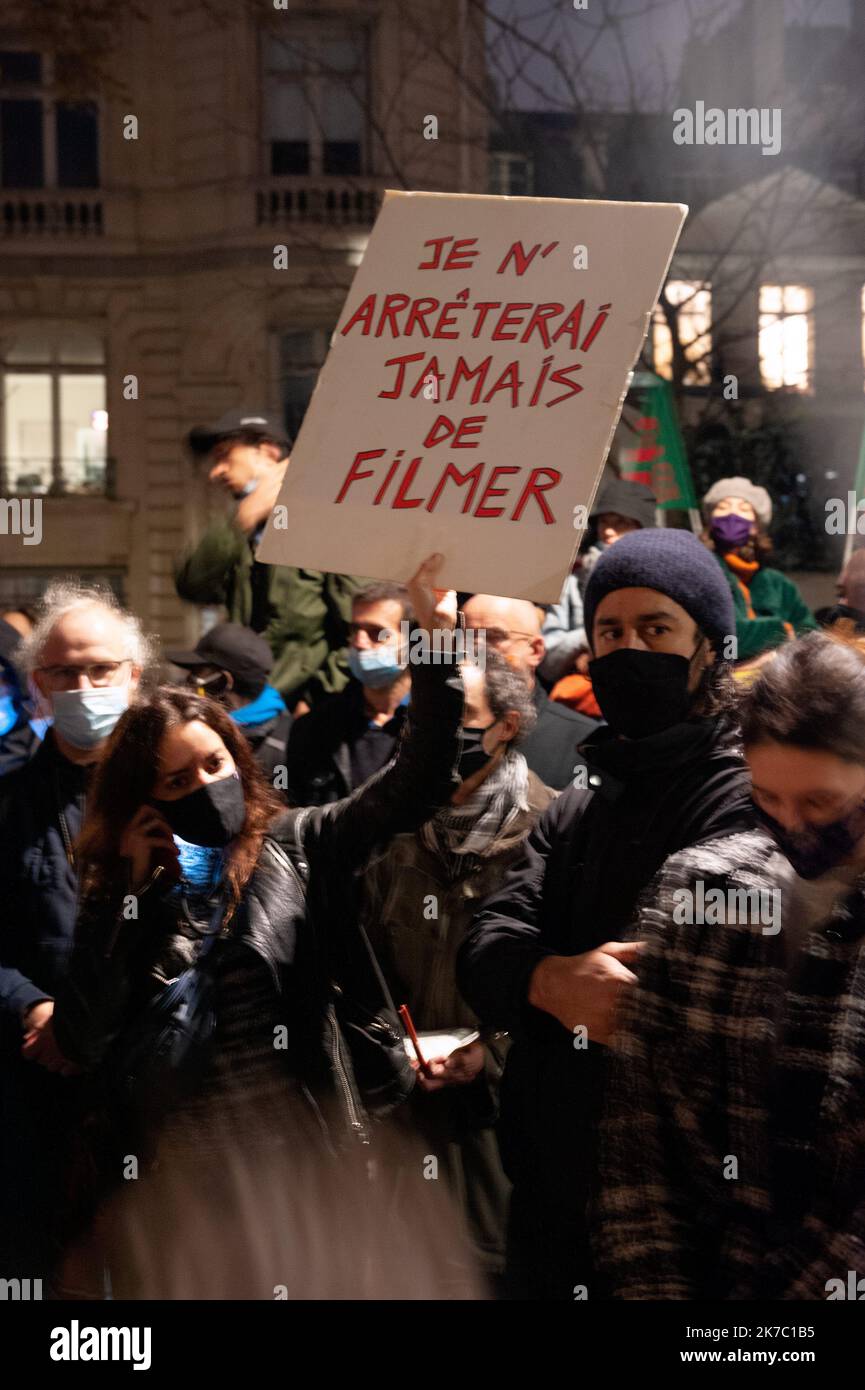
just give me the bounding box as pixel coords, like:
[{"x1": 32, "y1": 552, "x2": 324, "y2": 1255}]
[
  {"x1": 1, "y1": 193, "x2": 104, "y2": 237},
  {"x1": 255, "y1": 176, "x2": 385, "y2": 228}
]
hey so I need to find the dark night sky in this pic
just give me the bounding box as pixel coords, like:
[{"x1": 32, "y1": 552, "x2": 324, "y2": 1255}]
[{"x1": 486, "y1": 0, "x2": 853, "y2": 111}]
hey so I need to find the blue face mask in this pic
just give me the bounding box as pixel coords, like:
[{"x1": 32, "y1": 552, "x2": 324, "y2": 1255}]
[
  {"x1": 348, "y1": 645, "x2": 405, "y2": 689},
  {"x1": 0, "y1": 691, "x2": 19, "y2": 737},
  {"x1": 51, "y1": 685, "x2": 129, "y2": 749},
  {"x1": 173, "y1": 835, "x2": 224, "y2": 896}
]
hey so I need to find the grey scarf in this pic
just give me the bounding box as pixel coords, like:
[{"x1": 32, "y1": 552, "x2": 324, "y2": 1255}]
[{"x1": 420, "y1": 749, "x2": 530, "y2": 865}]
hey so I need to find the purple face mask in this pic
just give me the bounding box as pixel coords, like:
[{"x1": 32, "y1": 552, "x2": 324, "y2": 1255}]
[{"x1": 710, "y1": 512, "x2": 753, "y2": 550}]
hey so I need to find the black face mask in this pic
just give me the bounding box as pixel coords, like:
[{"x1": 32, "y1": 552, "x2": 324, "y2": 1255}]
[
  {"x1": 588, "y1": 647, "x2": 698, "y2": 740},
  {"x1": 151, "y1": 773, "x2": 246, "y2": 848},
  {"x1": 458, "y1": 723, "x2": 496, "y2": 781},
  {"x1": 753, "y1": 797, "x2": 865, "y2": 880}
]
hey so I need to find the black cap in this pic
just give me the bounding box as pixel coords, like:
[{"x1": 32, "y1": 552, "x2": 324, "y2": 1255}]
[
  {"x1": 186, "y1": 409, "x2": 290, "y2": 457},
  {"x1": 166, "y1": 623, "x2": 273, "y2": 696}
]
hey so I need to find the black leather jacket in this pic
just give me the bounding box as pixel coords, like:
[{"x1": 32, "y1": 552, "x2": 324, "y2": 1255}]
[{"x1": 54, "y1": 656, "x2": 464, "y2": 1145}]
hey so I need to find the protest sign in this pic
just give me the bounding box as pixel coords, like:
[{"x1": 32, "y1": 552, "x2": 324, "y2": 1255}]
[{"x1": 257, "y1": 190, "x2": 687, "y2": 601}]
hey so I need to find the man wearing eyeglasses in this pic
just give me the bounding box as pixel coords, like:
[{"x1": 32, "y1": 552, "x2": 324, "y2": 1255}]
[
  {"x1": 0, "y1": 581, "x2": 146, "y2": 1287},
  {"x1": 460, "y1": 594, "x2": 598, "y2": 791}
]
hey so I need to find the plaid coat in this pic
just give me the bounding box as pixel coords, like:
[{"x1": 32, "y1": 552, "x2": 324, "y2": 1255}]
[{"x1": 594, "y1": 828, "x2": 865, "y2": 1300}]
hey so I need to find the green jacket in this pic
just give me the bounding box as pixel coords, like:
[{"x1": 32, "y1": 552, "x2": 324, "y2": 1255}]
[
  {"x1": 175, "y1": 519, "x2": 367, "y2": 704},
  {"x1": 715, "y1": 557, "x2": 817, "y2": 661}
]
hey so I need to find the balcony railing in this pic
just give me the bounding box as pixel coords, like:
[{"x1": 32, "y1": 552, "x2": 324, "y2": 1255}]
[
  {"x1": 2, "y1": 194, "x2": 104, "y2": 237},
  {"x1": 0, "y1": 456, "x2": 116, "y2": 498},
  {"x1": 0, "y1": 180, "x2": 385, "y2": 242},
  {"x1": 256, "y1": 177, "x2": 383, "y2": 228}
]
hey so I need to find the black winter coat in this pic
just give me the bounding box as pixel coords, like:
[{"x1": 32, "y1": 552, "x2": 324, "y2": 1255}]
[
  {"x1": 456, "y1": 716, "x2": 754, "y2": 1296},
  {"x1": 520, "y1": 684, "x2": 596, "y2": 791},
  {"x1": 282, "y1": 677, "x2": 407, "y2": 806}
]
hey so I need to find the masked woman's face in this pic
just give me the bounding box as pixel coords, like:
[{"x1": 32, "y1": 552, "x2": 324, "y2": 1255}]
[
  {"x1": 151, "y1": 719, "x2": 236, "y2": 801},
  {"x1": 747, "y1": 740, "x2": 865, "y2": 834}
]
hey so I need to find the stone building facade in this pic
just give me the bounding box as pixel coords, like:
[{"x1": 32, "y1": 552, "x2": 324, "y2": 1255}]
[{"x1": 0, "y1": 0, "x2": 487, "y2": 644}]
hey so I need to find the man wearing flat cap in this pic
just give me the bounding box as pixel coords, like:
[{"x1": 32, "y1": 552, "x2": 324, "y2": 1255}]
[{"x1": 175, "y1": 410, "x2": 367, "y2": 709}]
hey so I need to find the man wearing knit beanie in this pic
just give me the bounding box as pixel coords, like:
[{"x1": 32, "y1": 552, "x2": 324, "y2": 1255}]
[{"x1": 458, "y1": 526, "x2": 755, "y2": 1300}]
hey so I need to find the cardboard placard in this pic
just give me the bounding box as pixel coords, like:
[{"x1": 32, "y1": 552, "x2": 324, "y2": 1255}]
[{"x1": 257, "y1": 190, "x2": 687, "y2": 601}]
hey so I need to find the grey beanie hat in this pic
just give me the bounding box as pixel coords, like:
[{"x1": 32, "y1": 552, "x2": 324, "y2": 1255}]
[{"x1": 583, "y1": 528, "x2": 735, "y2": 655}]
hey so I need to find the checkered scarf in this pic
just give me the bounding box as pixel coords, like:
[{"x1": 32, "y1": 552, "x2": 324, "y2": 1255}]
[{"x1": 420, "y1": 749, "x2": 530, "y2": 866}]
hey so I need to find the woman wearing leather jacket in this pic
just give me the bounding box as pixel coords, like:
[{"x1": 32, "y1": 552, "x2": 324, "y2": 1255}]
[{"x1": 48, "y1": 558, "x2": 464, "y2": 1294}]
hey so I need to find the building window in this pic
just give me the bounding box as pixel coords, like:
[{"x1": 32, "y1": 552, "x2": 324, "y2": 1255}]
[
  {"x1": 0, "y1": 49, "x2": 99, "y2": 189},
  {"x1": 652, "y1": 280, "x2": 712, "y2": 385},
  {"x1": 276, "y1": 328, "x2": 334, "y2": 439},
  {"x1": 759, "y1": 284, "x2": 813, "y2": 392},
  {"x1": 1, "y1": 327, "x2": 107, "y2": 495},
  {"x1": 263, "y1": 27, "x2": 368, "y2": 178},
  {"x1": 0, "y1": 569, "x2": 124, "y2": 611},
  {"x1": 489, "y1": 152, "x2": 534, "y2": 197}
]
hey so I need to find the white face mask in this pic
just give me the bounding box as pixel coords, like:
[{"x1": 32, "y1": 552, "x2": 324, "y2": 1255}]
[{"x1": 51, "y1": 684, "x2": 130, "y2": 749}]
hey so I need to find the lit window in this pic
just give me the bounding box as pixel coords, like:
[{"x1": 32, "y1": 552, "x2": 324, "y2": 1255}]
[
  {"x1": 263, "y1": 28, "x2": 368, "y2": 177},
  {"x1": 1, "y1": 329, "x2": 107, "y2": 495},
  {"x1": 652, "y1": 281, "x2": 712, "y2": 385},
  {"x1": 759, "y1": 284, "x2": 813, "y2": 392}
]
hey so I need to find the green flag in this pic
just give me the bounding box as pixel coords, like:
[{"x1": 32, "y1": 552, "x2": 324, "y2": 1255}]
[
  {"x1": 620, "y1": 371, "x2": 697, "y2": 510},
  {"x1": 842, "y1": 415, "x2": 865, "y2": 566}
]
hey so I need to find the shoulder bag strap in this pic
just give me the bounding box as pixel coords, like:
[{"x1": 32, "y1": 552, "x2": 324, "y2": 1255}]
[{"x1": 292, "y1": 807, "x2": 402, "y2": 1021}]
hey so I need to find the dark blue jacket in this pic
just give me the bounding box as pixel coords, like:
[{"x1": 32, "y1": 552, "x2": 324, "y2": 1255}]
[{"x1": 0, "y1": 733, "x2": 88, "y2": 1043}]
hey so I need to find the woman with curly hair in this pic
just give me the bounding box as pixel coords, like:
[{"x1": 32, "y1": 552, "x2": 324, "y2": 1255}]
[
  {"x1": 702, "y1": 475, "x2": 815, "y2": 663},
  {"x1": 49, "y1": 558, "x2": 465, "y2": 1295}
]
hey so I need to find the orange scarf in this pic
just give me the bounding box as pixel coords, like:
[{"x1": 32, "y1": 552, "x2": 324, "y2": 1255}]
[
  {"x1": 722, "y1": 551, "x2": 759, "y2": 619},
  {"x1": 722, "y1": 551, "x2": 759, "y2": 583}
]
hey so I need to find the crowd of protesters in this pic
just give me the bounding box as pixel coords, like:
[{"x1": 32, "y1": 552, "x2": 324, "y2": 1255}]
[{"x1": 1, "y1": 407, "x2": 864, "y2": 1301}]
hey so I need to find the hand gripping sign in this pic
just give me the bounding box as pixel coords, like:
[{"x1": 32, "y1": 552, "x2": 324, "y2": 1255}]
[{"x1": 257, "y1": 190, "x2": 687, "y2": 603}]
